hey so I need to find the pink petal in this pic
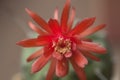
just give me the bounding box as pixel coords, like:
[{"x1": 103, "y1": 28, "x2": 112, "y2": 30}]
[
  {"x1": 61, "y1": 0, "x2": 70, "y2": 32},
  {"x1": 70, "y1": 59, "x2": 87, "y2": 80},
  {"x1": 53, "y1": 52, "x2": 63, "y2": 60},
  {"x1": 25, "y1": 8, "x2": 52, "y2": 33},
  {"x1": 56, "y1": 58, "x2": 69, "y2": 77},
  {"x1": 46, "y1": 58, "x2": 56, "y2": 80},
  {"x1": 28, "y1": 21, "x2": 46, "y2": 35},
  {"x1": 82, "y1": 50, "x2": 100, "y2": 61},
  {"x1": 64, "y1": 52, "x2": 72, "y2": 58},
  {"x1": 71, "y1": 50, "x2": 88, "y2": 68},
  {"x1": 80, "y1": 24, "x2": 106, "y2": 38},
  {"x1": 32, "y1": 54, "x2": 51, "y2": 73},
  {"x1": 78, "y1": 41, "x2": 107, "y2": 54},
  {"x1": 54, "y1": 7, "x2": 59, "y2": 20},
  {"x1": 68, "y1": 17, "x2": 96, "y2": 36},
  {"x1": 48, "y1": 19, "x2": 61, "y2": 34},
  {"x1": 71, "y1": 42, "x2": 77, "y2": 51},
  {"x1": 16, "y1": 38, "x2": 47, "y2": 47},
  {"x1": 67, "y1": 7, "x2": 75, "y2": 31},
  {"x1": 27, "y1": 48, "x2": 44, "y2": 62}
]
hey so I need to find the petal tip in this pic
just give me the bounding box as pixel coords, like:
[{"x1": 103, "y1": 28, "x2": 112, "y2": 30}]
[
  {"x1": 31, "y1": 70, "x2": 36, "y2": 74},
  {"x1": 25, "y1": 8, "x2": 32, "y2": 15},
  {"x1": 16, "y1": 41, "x2": 23, "y2": 46},
  {"x1": 31, "y1": 66, "x2": 38, "y2": 73},
  {"x1": 102, "y1": 24, "x2": 106, "y2": 28},
  {"x1": 67, "y1": 0, "x2": 71, "y2": 4},
  {"x1": 72, "y1": 7, "x2": 75, "y2": 11},
  {"x1": 91, "y1": 17, "x2": 96, "y2": 21},
  {"x1": 16, "y1": 41, "x2": 27, "y2": 47},
  {"x1": 28, "y1": 21, "x2": 34, "y2": 28},
  {"x1": 102, "y1": 48, "x2": 107, "y2": 54},
  {"x1": 54, "y1": 7, "x2": 59, "y2": 20},
  {"x1": 64, "y1": 0, "x2": 71, "y2": 5},
  {"x1": 26, "y1": 58, "x2": 31, "y2": 62},
  {"x1": 25, "y1": 8, "x2": 29, "y2": 12}
]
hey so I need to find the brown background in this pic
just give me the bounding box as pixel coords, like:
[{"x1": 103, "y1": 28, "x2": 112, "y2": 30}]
[{"x1": 0, "y1": 0, "x2": 120, "y2": 80}]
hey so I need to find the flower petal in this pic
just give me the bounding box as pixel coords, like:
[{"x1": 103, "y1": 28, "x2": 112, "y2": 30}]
[
  {"x1": 28, "y1": 21, "x2": 46, "y2": 35},
  {"x1": 81, "y1": 38, "x2": 93, "y2": 42},
  {"x1": 68, "y1": 17, "x2": 96, "y2": 36},
  {"x1": 25, "y1": 8, "x2": 52, "y2": 33},
  {"x1": 48, "y1": 19, "x2": 61, "y2": 34},
  {"x1": 16, "y1": 38, "x2": 47, "y2": 47},
  {"x1": 37, "y1": 35, "x2": 52, "y2": 43},
  {"x1": 43, "y1": 45, "x2": 54, "y2": 57},
  {"x1": 67, "y1": 7, "x2": 75, "y2": 31},
  {"x1": 64, "y1": 52, "x2": 72, "y2": 58},
  {"x1": 56, "y1": 58, "x2": 69, "y2": 77},
  {"x1": 78, "y1": 41, "x2": 107, "y2": 54},
  {"x1": 61, "y1": 0, "x2": 70, "y2": 32},
  {"x1": 54, "y1": 7, "x2": 59, "y2": 20},
  {"x1": 81, "y1": 50, "x2": 100, "y2": 61},
  {"x1": 53, "y1": 52, "x2": 63, "y2": 60},
  {"x1": 27, "y1": 48, "x2": 44, "y2": 62},
  {"x1": 70, "y1": 37, "x2": 81, "y2": 44},
  {"x1": 80, "y1": 24, "x2": 106, "y2": 38},
  {"x1": 71, "y1": 42, "x2": 77, "y2": 51},
  {"x1": 46, "y1": 58, "x2": 56, "y2": 80},
  {"x1": 32, "y1": 54, "x2": 51, "y2": 73},
  {"x1": 71, "y1": 50, "x2": 88, "y2": 68},
  {"x1": 70, "y1": 59, "x2": 87, "y2": 80}
]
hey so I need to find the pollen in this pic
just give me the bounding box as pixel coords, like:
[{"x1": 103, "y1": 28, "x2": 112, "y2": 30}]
[{"x1": 54, "y1": 38, "x2": 72, "y2": 54}]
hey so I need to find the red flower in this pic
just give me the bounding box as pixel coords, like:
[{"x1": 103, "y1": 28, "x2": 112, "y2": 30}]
[{"x1": 17, "y1": 0, "x2": 106, "y2": 80}]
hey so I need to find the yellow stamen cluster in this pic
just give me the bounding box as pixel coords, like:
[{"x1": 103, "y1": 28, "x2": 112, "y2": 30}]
[{"x1": 54, "y1": 38, "x2": 71, "y2": 54}]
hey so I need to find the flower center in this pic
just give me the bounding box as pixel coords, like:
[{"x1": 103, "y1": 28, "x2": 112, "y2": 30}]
[{"x1": 54, "y1": 38, "x2": 71, "y2": 54}]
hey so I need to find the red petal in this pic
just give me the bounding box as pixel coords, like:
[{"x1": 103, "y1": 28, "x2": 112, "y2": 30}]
[
  {"x1": 43, "y1": 45, "x2": 54, "y2": 57},
  {"x1": 71, "y1": 42, "x2": 77, "y2": 51},
  {"x1": 56, "y1": 58, "x2": 69, "y2": 77},
  {"x1": 54, "y1": 7, "x2": 59, "y2": 20},
  {"x1": 27, "y1": 48, "x2": 44, "y2": 62},
  {"x1": 28, "y1": 21, "x2": 46, "y2": 35},
  {"x1": 53, "y1": 52, "x2": 63, "y2": 60},
  {"x1": 69, "y1": 17, "x2": 96, "y2": 36},
  {"x1": 82, "y1": 51, "x2": 100, "y2": 61},
  {"x1": 81, "y1": 38, "x2": 93, "y2": 42},
  {"x1": 61, "y1": 0, "x2": 70, "y2": 32},
  {"x1": 32, "y1": 54, "x2": 51, "y2": 73},
  {"x1": 67, "y1": 7, "x2": 75, "y2": 31},
  {"x1": 46, "y1": 58, "x2": 56, "y2": 80},
  {"x1": 16, "y1": 38, "x2": 47, "y2": 47},
  {"x1": 37, "y1": 35, "x2": 52, "y2": 43},
  {"x1": 48, "y1": 19, "x2": 61, "y2": 34},
  {"x1": 70, "y1": 60, "x2": 87, "y2": 80},
  {"x1": 70, "y1": 37, "x2": 81, "y2": 44},
  {"x1": 80, "y1": 24, "x2": 106, "y2": 38},
  {"x1": 25, "y1": 8, "x2": 52, "y2": 33},
  {"x1": 78, "y1": 41, "x2": 107, "y2": 54},
  {"x1": 71, "y1": 50, "x2": 88, "y2": 68}
]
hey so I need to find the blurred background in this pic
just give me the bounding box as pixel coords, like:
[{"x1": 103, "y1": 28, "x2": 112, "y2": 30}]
[{"x1": 0, "y1": 0, "x2": 120, "y2": 80}]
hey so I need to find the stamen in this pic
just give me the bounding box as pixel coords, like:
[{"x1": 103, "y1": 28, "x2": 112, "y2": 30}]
[{"x1": 54, "y1": 38, "x2": 72, "y2": 54}]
